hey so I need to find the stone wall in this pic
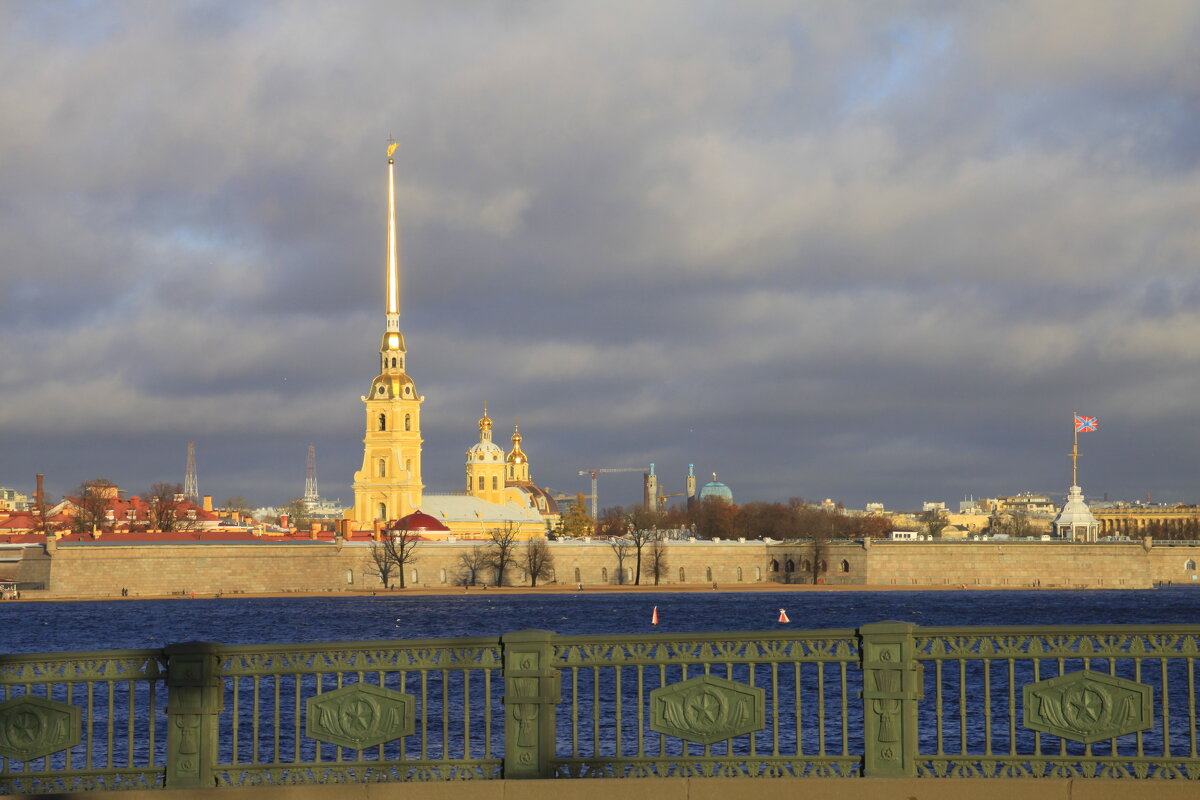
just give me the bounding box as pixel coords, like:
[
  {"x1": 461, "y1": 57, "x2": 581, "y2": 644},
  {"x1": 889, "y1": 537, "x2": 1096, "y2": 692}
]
[{"x1": 36, "y1": 538, "x2": 1200, "y2": 598}]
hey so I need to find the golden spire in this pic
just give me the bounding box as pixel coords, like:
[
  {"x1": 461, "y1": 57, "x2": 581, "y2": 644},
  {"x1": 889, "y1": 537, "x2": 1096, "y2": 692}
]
[{"x1": 385, "y1": 138, "x2": 401, "y2": 331}]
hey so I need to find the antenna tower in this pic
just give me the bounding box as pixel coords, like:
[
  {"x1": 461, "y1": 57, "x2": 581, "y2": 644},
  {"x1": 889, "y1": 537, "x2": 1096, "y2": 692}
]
[
  {"x1": 304, "y1": 445, "x2": 319, "y2": 502},
  {"x1": 183, "y1": 441, "x2": 199, "y2": 501}
]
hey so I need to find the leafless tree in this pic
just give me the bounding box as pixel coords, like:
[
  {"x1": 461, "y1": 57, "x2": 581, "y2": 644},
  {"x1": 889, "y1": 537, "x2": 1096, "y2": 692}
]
[
  {"x1": 627, "y1": 507, "x2": 665, "y2": 585},
  {"x1": 487, "y1": 523, "x2": 522, "y2": 586},
  {"x1": 456, "y1": 546, "x2": 488, "y2": 586},
  {"x1": 70, "y1": 479, "x2": 117, "y2": 534},
  {"x1": 370, "y1": 520, "x2": 421, "y2": 588},
  {"x1": 608, "y1": 537, "x2": 632, "y2": 584},
  {"x1": 364, "y1": 539, "x2": 398, "y2": 588},
  {"x1": 521, "y1": 539, "x2": 555, "y2": 587},
  {"x1": 146, "y1": 482, "x2": 196, "y2": 532},
  {"x1": 647, "y1": 535, "x2": 669, "y2": 586}
]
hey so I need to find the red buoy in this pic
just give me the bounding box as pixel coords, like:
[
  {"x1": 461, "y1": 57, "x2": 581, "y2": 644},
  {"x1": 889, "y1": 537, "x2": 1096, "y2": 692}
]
[
  {"x1": 778, "y1": 608, "x2": 790, "y2": 623},
  {"x1": 651, "y1": 606, "x2": 659, "y2": 625}
]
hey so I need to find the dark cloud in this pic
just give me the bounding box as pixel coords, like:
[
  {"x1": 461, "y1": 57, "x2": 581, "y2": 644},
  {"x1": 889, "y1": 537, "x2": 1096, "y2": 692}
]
[{"x1": 2, "y1": 1, "x2": 1199, "y2": 511}]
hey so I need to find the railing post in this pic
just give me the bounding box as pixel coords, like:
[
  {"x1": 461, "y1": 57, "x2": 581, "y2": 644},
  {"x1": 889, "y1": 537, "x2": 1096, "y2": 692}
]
[
  {"x1": 501, "y1": 629, "x2": 560, "y2": 779},
  {"x1": 164, "y1": 642, "x2": 224, "y2": 789},
  {"x1": 858, "y1": 622, "x2": 920, "y2": 777}
]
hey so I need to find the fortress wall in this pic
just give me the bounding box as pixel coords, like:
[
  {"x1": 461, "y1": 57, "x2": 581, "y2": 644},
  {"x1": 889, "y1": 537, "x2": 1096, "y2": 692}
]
[
  {"x1": 44, "y1": 539, "x2": 779, "y2": 597},
  {"x1": 1146, "y1": 544, "x2": 1200, "y2": 585},
  {"x1": 40, "y1": 539, "x2": 1200, "y2": 598},
  {"x1": 47, "y1": 543, "x2": 349, "y2": 597},
  {"x1": 857, "y1": 541, "x2": 1156, "y2": 588}
]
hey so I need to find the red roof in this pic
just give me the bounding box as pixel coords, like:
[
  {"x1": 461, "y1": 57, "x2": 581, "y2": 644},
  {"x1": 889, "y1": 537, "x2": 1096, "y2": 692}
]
[{"x1": 388, "y1": 510, "x2": 450, "y2": 532}]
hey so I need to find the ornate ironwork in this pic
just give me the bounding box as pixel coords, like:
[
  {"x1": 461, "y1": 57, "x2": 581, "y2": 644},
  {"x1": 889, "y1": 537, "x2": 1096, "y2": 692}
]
[
  {"x1": 649, "y1": 675, "x2": 765, "y2": 745},
  {"x1": 306, "y1": 683, "x2": 414, "y2": 749},
  {"x1": 0, "y1": 695, "x2": 82, "y2": 761},
  {"x1": 1023, "y1": 670, "x2": 1153, "y2": 743}
]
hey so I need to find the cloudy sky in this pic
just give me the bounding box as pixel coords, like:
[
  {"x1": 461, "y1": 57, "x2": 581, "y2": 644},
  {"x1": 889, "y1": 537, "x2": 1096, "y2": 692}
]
[{"x1": 2, "y1": 1, "x2": 1200, "y2": 512}]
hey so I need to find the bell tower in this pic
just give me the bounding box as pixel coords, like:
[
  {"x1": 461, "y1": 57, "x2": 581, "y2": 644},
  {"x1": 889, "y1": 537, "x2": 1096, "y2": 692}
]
[{"x1": 352, "y1": 143, "x2": 424, "y2": 524}]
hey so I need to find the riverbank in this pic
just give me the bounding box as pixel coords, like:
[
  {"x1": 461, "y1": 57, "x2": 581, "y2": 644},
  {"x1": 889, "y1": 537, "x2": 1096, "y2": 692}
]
[{"x1": 5, "y1": 580, "x2": 1102, "y2": 602}]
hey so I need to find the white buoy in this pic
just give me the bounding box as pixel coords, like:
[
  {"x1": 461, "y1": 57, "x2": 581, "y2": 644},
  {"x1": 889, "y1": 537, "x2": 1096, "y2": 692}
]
[{"x1": 778, "y1": 608, "x2": 790, "y2": 623}]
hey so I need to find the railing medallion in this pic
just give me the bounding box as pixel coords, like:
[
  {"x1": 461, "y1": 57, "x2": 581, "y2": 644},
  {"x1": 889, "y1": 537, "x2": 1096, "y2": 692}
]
[
  {"x1": 649, "y1": 674, "x2": 765, "y2": 745},
  {"x1": 0, "y1": 695, "x2": 82, "y2": 761},
  {"x1": 1023, "y1": 669, "x2": 1153, "y2": 744},
  {"x1": 305, "y1": 683, "x2": 414, "y2": 749}
]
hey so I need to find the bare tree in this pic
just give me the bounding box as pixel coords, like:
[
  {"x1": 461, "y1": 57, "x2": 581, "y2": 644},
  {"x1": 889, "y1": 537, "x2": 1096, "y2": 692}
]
[
  {"x1": 374, "y1": 520, "x2": 421, "y2": 588},
  {"x1": 647, "y1": 535, "x2": 669, "y2": 586},
  {"x1": 146, "y1": 482, "x2": 196, "y2": 532},
  {"x1": 608, "y1": 537, "x2": 632, "y2": 585},
  {"x1": 364, "y1": 539, "x2": 398, "y2": 588},
  {"x1": 70, "y1": 479, "x2": 117, "y2": 534},
  {"x1": 521, "y1": 539, "x2": 555, "y2": 587},
  {"x1": 627, "y1": 507, "x2": 665, "y2": 585},
  {"x1": 456, "y1": 546, "x2": 488, "y2": 586},
  {"x1": 487, "y1": 523, "x2": 521, "y2": 587}
]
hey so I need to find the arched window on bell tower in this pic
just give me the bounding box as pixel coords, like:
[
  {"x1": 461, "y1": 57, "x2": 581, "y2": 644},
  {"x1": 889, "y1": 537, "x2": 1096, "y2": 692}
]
[
  {"x1": 405, "y1": 414, "x2": 411, "y2": 431},
  {"x1": 378, "y1": 413, "x2": 386, "y2": 431},
  {"x1": 377, "y1": 502, "x2": 386, "y2": 520},
  {"x1": 378, "y1": 458, "x2": 386, "y2": 478}
]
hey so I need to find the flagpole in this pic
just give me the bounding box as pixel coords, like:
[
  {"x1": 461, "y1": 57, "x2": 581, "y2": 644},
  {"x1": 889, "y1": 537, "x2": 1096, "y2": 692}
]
[{"x1": 1071, "y1": 411, "x2": 1079, "y2": 486}]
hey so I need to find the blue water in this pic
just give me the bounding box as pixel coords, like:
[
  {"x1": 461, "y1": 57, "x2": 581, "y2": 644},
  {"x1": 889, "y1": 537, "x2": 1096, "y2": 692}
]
[{"x1": 5, "y1": 587, "x2": 1200, "y2": 654}]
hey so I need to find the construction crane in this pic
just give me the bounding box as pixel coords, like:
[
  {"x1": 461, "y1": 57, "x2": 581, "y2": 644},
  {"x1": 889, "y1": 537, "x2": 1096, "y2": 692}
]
[
  {"x1": 656, "y1": 492, "x2": 686, "y2": 512},
  {"x1": 578, "y1": 468, "x2": 645, "y2": 519}
]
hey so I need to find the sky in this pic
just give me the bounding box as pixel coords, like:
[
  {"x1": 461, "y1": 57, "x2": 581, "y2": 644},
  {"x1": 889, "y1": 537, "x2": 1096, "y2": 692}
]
[{"x1": 2, "y1": 1, "x2": 1200, "y2": 512}]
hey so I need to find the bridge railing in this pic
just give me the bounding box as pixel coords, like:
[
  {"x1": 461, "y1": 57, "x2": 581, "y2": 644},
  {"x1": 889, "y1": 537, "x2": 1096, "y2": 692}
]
[{"x1": 2, "y1": 622, "x2": 1199, "y2": 794}]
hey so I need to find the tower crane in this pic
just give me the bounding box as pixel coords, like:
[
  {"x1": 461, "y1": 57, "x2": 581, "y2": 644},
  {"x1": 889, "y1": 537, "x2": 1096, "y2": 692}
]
[{"x1": 578, "y1": 468, "x2": 645, "y2": 519}]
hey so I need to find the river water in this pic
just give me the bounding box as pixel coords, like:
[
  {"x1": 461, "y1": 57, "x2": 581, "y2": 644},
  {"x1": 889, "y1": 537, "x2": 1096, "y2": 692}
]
[{"x1": 5, "y1": 587, "x2": 1200, "y2": 654}]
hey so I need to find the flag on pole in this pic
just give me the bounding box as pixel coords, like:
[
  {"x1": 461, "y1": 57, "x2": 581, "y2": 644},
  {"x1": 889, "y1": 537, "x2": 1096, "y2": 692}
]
[{"x1": 1074, "y1": 415, "x2": 1098, "y2": 433}]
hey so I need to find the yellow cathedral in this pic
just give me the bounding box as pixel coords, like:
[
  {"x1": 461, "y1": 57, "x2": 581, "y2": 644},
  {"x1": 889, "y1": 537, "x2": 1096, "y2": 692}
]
[{"x1": 350, "y1": 147, "x2": 558, "y2": 539}]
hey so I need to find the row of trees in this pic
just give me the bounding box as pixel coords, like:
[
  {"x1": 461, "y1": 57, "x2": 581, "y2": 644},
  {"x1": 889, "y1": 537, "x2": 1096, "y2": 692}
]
[
  {"x1": 69, "y1": 478, "x2": 200, "y2": 534},
  {"x1": 365, "y1": 522, "x2": 556, "y2": 589},
  {"x1": 592, "y1": 498, "x2": 893, "y2": 543}
]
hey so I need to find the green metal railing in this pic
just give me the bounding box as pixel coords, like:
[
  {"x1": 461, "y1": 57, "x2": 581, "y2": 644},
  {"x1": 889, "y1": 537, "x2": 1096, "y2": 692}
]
[{"x1": 3, "y1": 622, "x2": 1200, "y2": 793}]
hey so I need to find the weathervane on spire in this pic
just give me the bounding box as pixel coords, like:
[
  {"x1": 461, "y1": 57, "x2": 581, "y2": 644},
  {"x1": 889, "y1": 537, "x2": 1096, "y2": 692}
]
[{"x1": 387, "y1": 136, "x2": 399, "y2": 161}]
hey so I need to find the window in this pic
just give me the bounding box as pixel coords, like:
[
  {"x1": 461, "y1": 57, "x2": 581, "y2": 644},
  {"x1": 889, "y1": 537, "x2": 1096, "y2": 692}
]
[
  {"x1": 411, "y1": 569, "x2": 418, "y2": 585},
  {"x1": 345, "y1": 569, "x2": 354, "y2": 585},
  {"x1": 679, "y1": 567, "x2": 686, "y2": 582},
  {"x1": 377, "y1": 502, "x2": 386, "y2": 520},
  {"x1": 736, "y1": 566, "x2": 743, "y2": 581},
  {"x1": 602, "y1": 567, "x2": 608, "y2": 582},
  {"x1": 770, "y1": 559, "x2": 779, "y2": 572},
  {"x1": 574, "y1": 567, "x2": 581, "y2": 583},
  {"x1": 439, "y1": 569, "x2": 447, "y2": 584},
  {"x1": 1188, "y1": 560, "x2": 1197, "y2": 571},
  {"x1": 378, "y1": 413, "x2": 386, "y2": 431},
  {"x1": 840, "y1": 560, "x2": 851, "y2": 573},
  {"x1": 706, "y1": 567, "x2": 713, "y2": 582},
  {"x1": 391, "y1": 357, "x2": 397, "y2": 368},
  {"x1": 478, "y1": 476, "x2": 485, "y2": 490},
  {"x1": 492, "y1": 476, "x2": 498, "y2": 490},
  {"x1": 405, "y1": 414, "x2": 411, "y2": 431},
  {"x1": 785, "y1": 560, "x2": 794, "y2": 573},
  {"x1": 405, "y1": 459, "x2": 412, "y2": 473},
  {"x1": 378, "y1": 459, "x2": 386, "y2": 477},
  {"x1": 754, "y1": 567, "x2": 761, "y2": 581}
]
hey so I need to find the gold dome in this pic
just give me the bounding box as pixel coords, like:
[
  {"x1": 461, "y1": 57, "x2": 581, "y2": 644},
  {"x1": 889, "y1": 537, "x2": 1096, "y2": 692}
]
[
  {"x1": 507, "y1": 425, "x2": 527, "y2": 464},
  {"x1": 478, "y1": 404, "x2": 493, "y2": 433}
]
